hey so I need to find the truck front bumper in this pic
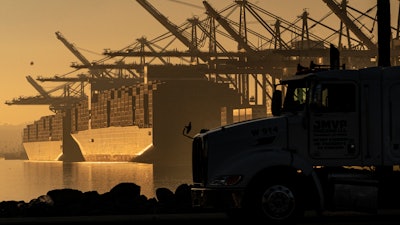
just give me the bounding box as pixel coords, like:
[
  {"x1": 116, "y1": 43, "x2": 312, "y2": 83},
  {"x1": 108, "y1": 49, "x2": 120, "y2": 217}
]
[{"x1": 191, "y1": 186, "x2": 245, "y2": 210}]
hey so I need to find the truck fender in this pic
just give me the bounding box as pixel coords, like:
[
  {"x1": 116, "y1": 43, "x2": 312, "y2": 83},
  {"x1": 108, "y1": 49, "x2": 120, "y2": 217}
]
[{"x1": 210, "y1": 149, "x2": 325, "y2": 211}]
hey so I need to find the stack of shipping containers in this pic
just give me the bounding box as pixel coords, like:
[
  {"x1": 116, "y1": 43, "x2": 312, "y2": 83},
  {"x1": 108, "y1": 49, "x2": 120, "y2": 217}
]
[{"x1": 23, "y1": 114, "x2": 63, "y2": 142}]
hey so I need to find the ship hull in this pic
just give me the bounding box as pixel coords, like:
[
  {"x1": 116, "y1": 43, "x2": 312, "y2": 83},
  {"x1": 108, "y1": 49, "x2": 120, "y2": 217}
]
[
  {"x1": 23, "y1": 126, "x2": 153, "y2": 162},
  {"x1": 23, "y1": 141, "x2": 63, "y2": 161},
  {"x1": 72, "y1": 126, "x2": 153, "y2": 161}
]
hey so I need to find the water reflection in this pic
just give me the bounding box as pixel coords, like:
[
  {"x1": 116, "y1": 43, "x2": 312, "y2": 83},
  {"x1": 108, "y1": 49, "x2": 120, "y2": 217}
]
[
  {"x1": 19, "y1": 161, "x2": 153, "y2": 201},
  {"x1": 0, "y1": 160, "x2": 193, "y2": 202}
]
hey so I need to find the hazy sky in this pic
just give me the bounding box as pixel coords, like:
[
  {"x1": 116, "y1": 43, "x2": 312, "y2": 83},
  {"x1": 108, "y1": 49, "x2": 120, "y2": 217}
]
[{"x1": 0, "y1": 0, "x2": 389, "y2": 125}]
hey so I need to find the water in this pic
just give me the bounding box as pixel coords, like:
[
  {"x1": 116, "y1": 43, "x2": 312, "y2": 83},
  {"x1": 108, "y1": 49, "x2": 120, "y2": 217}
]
[{"x1": 0, "y1": 160, "x2": 192, "y2": 202}]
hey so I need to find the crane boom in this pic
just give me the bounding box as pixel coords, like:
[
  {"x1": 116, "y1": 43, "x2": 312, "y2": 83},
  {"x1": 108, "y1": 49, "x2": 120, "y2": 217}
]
[
  {"x1": 26, "y1": 75, "x2": 51, "y2": 99},
  {"x1": 55, "y1": 31, "x2": 107, "y2": 77},
  {"x1": 55, "y1": 31, "x2": 92, "y2": 65},
  {"x1": 136, "y1": 0, "x2": 190, "y2": 46},
  {"x1": 322, "y1": 0, "x2": 377, "y2": 50},
  {"x1": 138, "y1": 37, "x2": 170, "y2": 65},
  {"x1": 136, "y1": 0, "x2": 207, "y2": 62},
  {"x1": 202, "y1": 1, "x2": 254, "y2": 53}
]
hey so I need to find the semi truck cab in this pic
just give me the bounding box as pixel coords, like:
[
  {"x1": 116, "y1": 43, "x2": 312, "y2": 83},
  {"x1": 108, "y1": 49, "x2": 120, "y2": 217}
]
[{"x1": 190, "y1": 64, "x2": 400, "y2": 224}]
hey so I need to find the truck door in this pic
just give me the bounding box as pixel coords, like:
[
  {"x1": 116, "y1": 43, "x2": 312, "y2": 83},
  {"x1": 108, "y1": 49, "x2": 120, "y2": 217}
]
[
  {"x1": 384, "y1": 80, "x2": 400, "y2": 161},
  {"x1": 308, "y1": 82, "x2": 359, "y2": 162}
]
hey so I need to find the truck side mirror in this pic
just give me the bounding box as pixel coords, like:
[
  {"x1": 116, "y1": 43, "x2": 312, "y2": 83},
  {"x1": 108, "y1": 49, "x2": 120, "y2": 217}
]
[
  {"x1": 182, "y1": 122, "x2": 193, "y2": 139},
  {"x1": 272, "y1": 90, "x2": 282, "y2": 116}
]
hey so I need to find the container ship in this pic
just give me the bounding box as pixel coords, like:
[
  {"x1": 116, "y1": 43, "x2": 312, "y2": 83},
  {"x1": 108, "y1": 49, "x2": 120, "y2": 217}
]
[
  {"x1": 23, "y1": 82, "x2": 155, "y2": 162},
  {"x1": 21, "y1": 65, "x2": 261, "y2": 164}
]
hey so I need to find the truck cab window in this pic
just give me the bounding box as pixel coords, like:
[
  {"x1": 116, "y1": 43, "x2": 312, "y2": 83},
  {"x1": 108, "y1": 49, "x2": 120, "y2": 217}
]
[
  {"x1": 283, "y1": 83, "x2": 308, "y2": 113},
  {"x1": 310, "y1": 83, "x2": 356, "y2": 113}
]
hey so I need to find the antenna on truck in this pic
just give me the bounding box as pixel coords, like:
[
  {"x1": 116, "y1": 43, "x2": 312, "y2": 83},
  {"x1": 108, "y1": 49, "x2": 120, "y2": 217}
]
[{"x1": 330, "y1": 44, "x2": 341, "y2": 70}]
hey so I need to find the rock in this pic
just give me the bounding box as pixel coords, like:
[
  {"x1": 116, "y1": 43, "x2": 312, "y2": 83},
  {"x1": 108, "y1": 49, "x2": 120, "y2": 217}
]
[
  {"x1": 0, "y1": 201, "x2": 24, "y2": 217},
  {"x1": 109, "y1": 182, "x2": 141, "y2": 200},
  {"x1": 46, "y1": 188, "x2": 85, "y2": 216},
  {"x1": 175, "y1": 183, "x2": 192, "y2": 211},
  {"x1": 24, "y1": 195, "x2": 54, "y2": 217},
  {"x1": 108, "y1": 182, "x2": 146, "y2": 214},
  {"x1": 156, "y1": 187, "x2": 176, "y2": 213},
  {"x1": 0, "y1": 182, "x2": 197, "y2": 218}
]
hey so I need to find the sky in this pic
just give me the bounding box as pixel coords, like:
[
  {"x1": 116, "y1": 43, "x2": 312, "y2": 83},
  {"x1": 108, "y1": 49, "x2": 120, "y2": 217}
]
[{"x1": 0, "y1": 0, "x2": 391, "y2": 125}]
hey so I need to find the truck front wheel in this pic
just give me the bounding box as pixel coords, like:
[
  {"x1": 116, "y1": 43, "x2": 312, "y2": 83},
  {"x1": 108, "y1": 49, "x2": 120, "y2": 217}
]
[{"x1": 243, "y1": 177, "x2": 304, "y2": 224}]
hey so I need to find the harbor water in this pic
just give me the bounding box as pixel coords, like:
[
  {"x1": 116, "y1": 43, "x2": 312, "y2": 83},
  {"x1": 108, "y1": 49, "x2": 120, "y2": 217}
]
[{"x1": 0, "y1": 159, "x2": 192, "y2": 202}]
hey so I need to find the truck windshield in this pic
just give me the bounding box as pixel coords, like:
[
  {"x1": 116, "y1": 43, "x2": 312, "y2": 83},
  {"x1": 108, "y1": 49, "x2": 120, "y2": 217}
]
[
  {"x1": 281, "y1": 79, "x2": 356, "y2": 114},
  {"x1": 282, "y1": 81, "x2": 308, "y2": 113}
]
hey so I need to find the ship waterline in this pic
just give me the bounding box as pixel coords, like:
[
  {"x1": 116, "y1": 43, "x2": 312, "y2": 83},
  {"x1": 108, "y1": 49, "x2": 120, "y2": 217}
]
[{"x1": 23, "y1": 126, "x2": 153, "y2": 162}]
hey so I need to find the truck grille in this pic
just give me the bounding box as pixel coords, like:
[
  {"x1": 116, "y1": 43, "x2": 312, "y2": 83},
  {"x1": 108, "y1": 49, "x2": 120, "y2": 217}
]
[{"x1": 192, "y1": 136, "x2": 207, "y2": 184}]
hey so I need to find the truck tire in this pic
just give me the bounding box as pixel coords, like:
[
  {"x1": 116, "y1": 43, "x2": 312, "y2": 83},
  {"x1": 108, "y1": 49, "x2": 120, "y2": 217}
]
[{"x1": 243, "y1": 176, "x2": 304, "y2": 224}]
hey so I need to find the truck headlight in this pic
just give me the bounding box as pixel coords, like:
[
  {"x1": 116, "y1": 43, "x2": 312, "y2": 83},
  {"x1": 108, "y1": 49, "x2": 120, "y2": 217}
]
[{"x1": 209, "y1": 175, "x2": 242, "y2": 186}]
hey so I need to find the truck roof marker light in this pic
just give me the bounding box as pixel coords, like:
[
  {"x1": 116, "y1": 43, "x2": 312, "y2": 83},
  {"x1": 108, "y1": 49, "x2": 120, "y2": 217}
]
[{"x1": 210, "y1": 175, "x2": 242, "y2": 186}]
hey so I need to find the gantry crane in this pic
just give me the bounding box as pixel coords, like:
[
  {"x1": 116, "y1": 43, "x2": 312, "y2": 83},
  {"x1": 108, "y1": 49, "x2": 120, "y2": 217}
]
[
  {"x1": 26, "y1": 75, "x2": 51, "y2": 101},
  {"x1": 105, "y1": 0, "x2": 384, "y2": 107},
  {"x1": 56, "y1": 31, "x2": 142, "y2": 81},
  {"x1": 5, "y1": 75, "x2": 85, "y2": 112},
  {"x1": 31, "y1": 0, "x2": 394, "y2": 110},
  {"x1": 203, "y1": 1, "x2": 254, "y2": 54},
  {"x1": 136, "y1": 0, "x2": 208, "y2": 63},
  {"x1": 323, "y1": 0, "x2": 377, "y2": 50},
  {"x1": 39, "y1": 32, "x2": 143, "y2": 91},
  {"x1": 55, "y1": 31, "x2": 112, "y2": 78},
  {"x1": 136, "y1": 0, "x2": 245, "y2": 64}
]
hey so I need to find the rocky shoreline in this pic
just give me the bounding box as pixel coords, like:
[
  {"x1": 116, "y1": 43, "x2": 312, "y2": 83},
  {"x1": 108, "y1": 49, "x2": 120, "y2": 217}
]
[{"x1": 0, "y1": 182, "x2": 205, "y2": 218}]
